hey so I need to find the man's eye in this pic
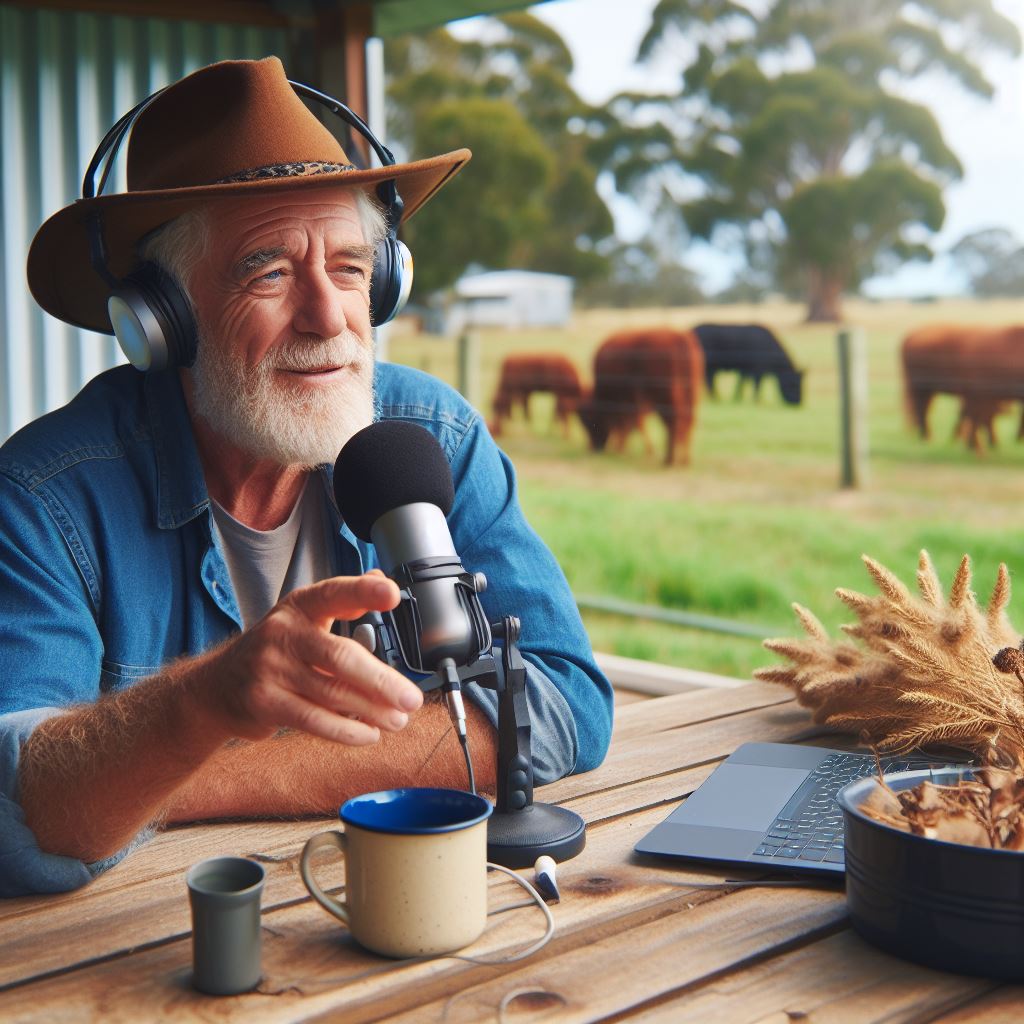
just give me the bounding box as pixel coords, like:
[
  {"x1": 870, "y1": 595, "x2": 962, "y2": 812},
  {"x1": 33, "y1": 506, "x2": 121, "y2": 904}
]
[{"x1": 257, "y1": 269, "x2": 283, "y2": 283}]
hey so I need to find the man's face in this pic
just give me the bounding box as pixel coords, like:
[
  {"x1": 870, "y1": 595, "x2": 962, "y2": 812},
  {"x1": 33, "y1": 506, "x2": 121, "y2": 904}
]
[{"x1": 186, "y1": 189, "x2": 376, "y2": 468}]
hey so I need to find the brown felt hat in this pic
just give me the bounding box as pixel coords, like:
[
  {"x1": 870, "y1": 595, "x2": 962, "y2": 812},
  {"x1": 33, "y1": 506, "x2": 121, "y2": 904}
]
[{"x1": 28, "y1": 56, "x2": 471, "y2": 334}]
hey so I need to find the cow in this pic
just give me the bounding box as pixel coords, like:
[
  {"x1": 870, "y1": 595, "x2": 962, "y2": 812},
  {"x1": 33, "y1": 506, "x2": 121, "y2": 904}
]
[
  {"x1": 901, "y1": 325, "x2": 1024, "y2": 453},
  {"x1": 693, "y1": 323, "x2": 804, "y2": 405},
  {"x1": 576, "y1": 329, "x2": 704, "y2": 466},
  {"x1": 490, "y1": 353, "x2": 583, "y2": 438}
]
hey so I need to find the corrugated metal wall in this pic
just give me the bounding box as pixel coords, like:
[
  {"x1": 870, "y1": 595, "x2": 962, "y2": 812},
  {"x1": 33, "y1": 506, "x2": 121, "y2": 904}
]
[{"x1": 0, "y1": 4, "x2": 288, "y2": 441}]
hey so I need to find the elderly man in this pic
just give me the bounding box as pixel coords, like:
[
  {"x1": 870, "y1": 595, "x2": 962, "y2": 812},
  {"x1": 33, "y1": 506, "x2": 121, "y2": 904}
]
[{"x1": 0, "y1": 58, "x2": 612, "y2": 897}]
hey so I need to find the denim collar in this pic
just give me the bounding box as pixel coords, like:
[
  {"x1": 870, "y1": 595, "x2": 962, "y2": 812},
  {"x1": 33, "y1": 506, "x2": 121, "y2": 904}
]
[{"x1": 143, "y1": 370, "x2": 211, "y2": 531}]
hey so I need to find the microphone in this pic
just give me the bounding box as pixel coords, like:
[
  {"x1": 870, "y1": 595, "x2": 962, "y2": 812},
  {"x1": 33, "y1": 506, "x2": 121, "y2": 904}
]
[{"x1": 333, "y1": 421, "x2": 492, "y2": 742}]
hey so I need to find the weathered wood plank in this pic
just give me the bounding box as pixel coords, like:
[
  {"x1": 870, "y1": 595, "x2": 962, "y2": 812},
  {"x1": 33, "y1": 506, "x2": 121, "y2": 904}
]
[
  {"x1": 609, "y1": 679, "x2": 792, "y2": 742},
  {"x1": 613, "y1": 687, "x2": 652, "y2": 705},
  {"x1": 926, "y1": 986, "x2": 1024, "y2": 1022},
  {"x1": 629, "y1": 929, "x2": 997, "y2": 1024},
  {"x1": 597, "y1": 651, "x2": 750, "y2": 694}
]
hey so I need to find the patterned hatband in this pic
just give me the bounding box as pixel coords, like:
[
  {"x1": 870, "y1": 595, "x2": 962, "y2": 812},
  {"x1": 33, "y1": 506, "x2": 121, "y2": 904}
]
[{"x1": 215, "y1": 161, "x2": 357, "y2": 183}]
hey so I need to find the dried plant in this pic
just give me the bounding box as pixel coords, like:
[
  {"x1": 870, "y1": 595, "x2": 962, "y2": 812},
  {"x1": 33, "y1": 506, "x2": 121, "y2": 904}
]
[
  {"x1": 754, "y1": 551, "x2": 1024, "y2": 764},
  {"x1": 859, "y1": 767, "x2": 1024, "y2": 850}
]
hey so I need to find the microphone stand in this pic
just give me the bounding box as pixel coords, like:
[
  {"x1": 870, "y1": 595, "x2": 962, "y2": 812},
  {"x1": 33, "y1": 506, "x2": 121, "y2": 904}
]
[
  {"x1": 358, "y1": 609, "x2": 587, "y2": 867},
  {"x1": 454, "y1": 615, "x2": 587, "y2": 869}
]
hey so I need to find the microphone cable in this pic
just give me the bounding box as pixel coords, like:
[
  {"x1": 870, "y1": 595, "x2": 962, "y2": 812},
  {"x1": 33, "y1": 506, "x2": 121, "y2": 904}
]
[
  {"x1": 459, "y1": 730, "x2": 476, "y2": 796},
  {"x1": 438, "y1": 657, "x2": 476, "y2": 795}
]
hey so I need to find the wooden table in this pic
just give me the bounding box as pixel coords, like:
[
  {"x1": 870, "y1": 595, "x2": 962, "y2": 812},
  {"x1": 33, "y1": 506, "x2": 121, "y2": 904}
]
[{"x1": 2, "y1": 681, "x2": 1021, "y2": 1022}]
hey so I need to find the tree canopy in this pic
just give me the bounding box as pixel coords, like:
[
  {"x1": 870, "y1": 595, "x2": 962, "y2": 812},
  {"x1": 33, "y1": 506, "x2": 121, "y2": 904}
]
[
  {"x1": 384, "y1": 16, "x2": 615, "y2": 297},
  {"x1": 603, "y1": 0, "x2": 1021, "y2": 319}
]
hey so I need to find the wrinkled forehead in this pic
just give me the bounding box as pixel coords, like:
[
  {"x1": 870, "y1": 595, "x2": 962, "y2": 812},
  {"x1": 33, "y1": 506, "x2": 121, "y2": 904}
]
[
  {"x1": 206, "y1": 186, "x2": 365, "y2": 232},
  {"x1": 204, "y1": 188, "x2": 369, "y2": 263}
]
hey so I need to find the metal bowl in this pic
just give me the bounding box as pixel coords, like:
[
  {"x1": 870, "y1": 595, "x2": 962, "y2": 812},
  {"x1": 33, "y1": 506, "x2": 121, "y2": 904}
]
[{"x1": 837, "y1": 768, "x2": 1024, "y2": 980}]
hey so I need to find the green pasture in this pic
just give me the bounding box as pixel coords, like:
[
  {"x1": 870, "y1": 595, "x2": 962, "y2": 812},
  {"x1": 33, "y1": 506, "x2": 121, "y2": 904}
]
[{"x1": 388, "y1": 298, "x2": 1024, "y2": 680}]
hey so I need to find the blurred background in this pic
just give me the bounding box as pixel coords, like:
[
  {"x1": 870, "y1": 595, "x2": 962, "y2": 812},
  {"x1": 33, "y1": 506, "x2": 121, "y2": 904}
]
[{"x1": 4, "y1": 0, "x2": 1024, "y2": 683}]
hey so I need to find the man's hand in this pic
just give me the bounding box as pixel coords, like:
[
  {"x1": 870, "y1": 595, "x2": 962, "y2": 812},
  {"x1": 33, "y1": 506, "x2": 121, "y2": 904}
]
[{"x1": 202, "y1": 572, "x2": 424, "y2": 745}]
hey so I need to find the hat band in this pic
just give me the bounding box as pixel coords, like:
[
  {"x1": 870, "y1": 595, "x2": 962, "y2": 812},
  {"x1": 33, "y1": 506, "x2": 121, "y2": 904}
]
[{"x1": 214, "y1": 160, "x2": 357, "y2": 184}]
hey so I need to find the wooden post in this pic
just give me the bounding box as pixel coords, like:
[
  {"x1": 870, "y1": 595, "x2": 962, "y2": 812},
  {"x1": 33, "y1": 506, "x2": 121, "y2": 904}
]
[
  {"x1": 837, "y1": 326, "x2": 868, "y2": 489},
  {"x1": 457, "y1": 330, "x2": 478, "y2": 408}
]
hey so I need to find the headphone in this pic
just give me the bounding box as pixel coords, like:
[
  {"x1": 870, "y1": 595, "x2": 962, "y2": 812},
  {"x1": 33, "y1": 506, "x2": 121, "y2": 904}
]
[{"x1": 84, "y1": 80, "x2": 413, "y2": 372}]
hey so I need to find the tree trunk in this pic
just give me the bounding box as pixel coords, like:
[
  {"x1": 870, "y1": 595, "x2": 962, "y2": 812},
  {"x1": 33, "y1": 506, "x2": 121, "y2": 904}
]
[{"x1": 805, "y1": 267, "x2": 844, "y2": 322}]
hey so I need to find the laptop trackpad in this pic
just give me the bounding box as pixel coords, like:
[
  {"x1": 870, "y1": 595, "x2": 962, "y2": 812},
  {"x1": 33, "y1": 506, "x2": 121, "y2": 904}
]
[{"x1": 674, "y1": 762, "x2": 810, "y2": 832}]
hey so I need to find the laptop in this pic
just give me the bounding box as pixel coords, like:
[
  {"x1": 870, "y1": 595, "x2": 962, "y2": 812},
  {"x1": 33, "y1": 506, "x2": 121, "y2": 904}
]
[{"x1": 634, "y1": 741, "x2": 960, "y2": 875}]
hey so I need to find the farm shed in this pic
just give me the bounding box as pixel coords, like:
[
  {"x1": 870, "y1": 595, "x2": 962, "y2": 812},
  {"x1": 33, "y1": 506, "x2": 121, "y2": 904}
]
[{"x1": 445, "y1": 271, "x2": 574, "y2": 334}]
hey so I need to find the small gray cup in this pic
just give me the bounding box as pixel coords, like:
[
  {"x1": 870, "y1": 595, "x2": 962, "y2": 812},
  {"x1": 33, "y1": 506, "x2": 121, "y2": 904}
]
[{"x1": 186, "y1": 856, "x2": 265, "y2": 996}]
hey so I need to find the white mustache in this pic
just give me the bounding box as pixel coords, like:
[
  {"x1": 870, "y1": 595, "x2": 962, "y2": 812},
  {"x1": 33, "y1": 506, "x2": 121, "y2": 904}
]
[{"x1": 265, "y1": 332, "x2": 369, "y2": 373}]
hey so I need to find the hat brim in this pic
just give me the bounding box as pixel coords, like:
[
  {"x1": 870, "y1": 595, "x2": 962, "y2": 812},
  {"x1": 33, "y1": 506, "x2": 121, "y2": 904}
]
[{"x1": 28, "y1": 149, "x2": 469, "y2": 335}]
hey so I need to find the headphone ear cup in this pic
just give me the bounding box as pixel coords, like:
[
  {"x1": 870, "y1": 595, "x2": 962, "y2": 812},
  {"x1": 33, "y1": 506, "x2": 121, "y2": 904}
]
[
  {"x1": 107, "y1": 262, "x2": 197, "y2": 371},
  {"x1": 370, "y1": 236, "x2": 413, "y2": 327}
]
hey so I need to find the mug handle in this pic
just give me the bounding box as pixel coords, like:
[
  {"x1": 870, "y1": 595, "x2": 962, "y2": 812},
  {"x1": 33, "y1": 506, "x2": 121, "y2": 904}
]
[{"x1": 300, "y1": 830, "x2": 350, "y2": 926}]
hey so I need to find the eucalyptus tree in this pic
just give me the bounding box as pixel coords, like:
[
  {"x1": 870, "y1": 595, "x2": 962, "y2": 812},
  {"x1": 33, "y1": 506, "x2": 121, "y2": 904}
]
[
  {"x1": 608, "y1": 0, "x2": 1021, "y2": 320},
  {"x1": 384, "y1": 15, "x2": 615, "y2": 296}
]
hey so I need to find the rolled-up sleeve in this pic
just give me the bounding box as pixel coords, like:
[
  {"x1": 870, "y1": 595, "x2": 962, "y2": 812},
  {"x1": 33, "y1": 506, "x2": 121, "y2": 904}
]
[{"x1": 466, "y1": 662, "x2": 579, "y2": 783}]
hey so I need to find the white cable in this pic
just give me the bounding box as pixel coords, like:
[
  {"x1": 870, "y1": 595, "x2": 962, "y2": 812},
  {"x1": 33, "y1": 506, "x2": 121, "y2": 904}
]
[{"x1": 448, "y1": 862, "x2": 555, "y2": 965}]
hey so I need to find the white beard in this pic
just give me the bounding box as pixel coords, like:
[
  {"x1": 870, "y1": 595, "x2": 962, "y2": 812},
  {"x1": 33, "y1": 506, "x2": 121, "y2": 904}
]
[{"x1": 190, "y1": 329, "x2": 375, "y2": 468}]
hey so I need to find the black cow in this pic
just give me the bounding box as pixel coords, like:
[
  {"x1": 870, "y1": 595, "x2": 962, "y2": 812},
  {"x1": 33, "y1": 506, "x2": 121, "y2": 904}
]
[{"x1": 693, "y1": 323, "x2": 804, "y2": 405}]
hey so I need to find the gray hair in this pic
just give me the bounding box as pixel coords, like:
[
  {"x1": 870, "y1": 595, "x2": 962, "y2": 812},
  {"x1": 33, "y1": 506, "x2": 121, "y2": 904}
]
[
  {"x1": 139, "y1": 187, "x2": 390, "y2": 303},
  {"x1": 138, "y1": 208, "x2": 210, "y2": 297}
]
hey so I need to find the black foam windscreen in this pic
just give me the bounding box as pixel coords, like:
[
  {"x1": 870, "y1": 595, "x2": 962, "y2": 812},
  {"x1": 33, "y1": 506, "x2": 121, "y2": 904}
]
[{"x1": 333, "y1": 421, "x2": 455, "y2": 541}]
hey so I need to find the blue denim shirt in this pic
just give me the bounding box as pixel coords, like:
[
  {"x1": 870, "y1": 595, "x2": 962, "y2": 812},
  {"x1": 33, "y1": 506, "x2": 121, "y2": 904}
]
[{"x1": 0, "y1": 363, "x2": 612, "y2": 897}]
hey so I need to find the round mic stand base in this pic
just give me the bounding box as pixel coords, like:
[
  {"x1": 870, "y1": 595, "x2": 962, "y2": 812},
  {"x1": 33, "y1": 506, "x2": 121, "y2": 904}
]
[{"x1": 487, "y1": 803, "x2": 586, "y2": 869}]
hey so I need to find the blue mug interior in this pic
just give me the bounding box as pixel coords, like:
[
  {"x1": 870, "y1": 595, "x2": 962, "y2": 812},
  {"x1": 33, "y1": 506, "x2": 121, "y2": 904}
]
[{"x1": 340, "y1": 787, "x2": 493, "y2": 835}]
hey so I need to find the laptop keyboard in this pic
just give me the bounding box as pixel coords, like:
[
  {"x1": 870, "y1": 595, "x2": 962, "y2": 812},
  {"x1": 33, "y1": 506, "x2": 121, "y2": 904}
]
[{"x1": 752, "y1": 752, "x2": 946, "y2": 865}]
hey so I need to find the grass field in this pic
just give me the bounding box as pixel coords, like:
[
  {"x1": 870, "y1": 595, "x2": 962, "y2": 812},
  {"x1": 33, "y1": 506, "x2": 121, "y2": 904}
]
[{"x1": 387, "y1": 298, "x2": 1024, "y2": 680}]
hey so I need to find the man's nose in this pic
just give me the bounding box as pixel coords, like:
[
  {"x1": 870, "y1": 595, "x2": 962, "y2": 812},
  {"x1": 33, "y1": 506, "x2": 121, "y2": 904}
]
[{"x1": 292, "y1": 268, "x2": 347, "y2": 339}]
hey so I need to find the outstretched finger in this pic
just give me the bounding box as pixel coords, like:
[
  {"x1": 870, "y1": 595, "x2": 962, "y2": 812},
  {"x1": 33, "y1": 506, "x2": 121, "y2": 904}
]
[{"x1": 287, "y1": 574, "x2": 400, "y2": 629}]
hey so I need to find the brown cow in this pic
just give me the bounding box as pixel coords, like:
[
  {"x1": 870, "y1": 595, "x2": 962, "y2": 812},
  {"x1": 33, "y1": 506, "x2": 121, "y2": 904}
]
[
  {"x1": 577, "y1": 329, "x2": 704, "y2": 466},
  {"x1": 902, "y1": 325, "x2": 1024, "y2": 453},
  {"x1": 490, "y1": 353, "x2": 583, "y2": 438}
]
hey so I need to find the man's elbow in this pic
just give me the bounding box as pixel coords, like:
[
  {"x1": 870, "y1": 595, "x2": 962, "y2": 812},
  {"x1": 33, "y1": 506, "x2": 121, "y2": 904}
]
[{"x1": 570, "y1": 696, "x2": 614, "y2": 776}]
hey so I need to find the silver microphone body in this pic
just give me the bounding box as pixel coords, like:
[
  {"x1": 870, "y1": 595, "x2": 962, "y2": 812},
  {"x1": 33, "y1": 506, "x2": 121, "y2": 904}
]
[
  {"x1": 371, "y1": 502, "x2": 457, "y2": 566},
  {"x1": 370, "y1": 502, "x2": 487, "y2": 671}
]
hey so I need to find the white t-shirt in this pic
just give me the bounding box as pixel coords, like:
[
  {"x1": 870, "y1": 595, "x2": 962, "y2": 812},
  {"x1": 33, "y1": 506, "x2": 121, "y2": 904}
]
[{"x1": 210, "y1": 479, "x2": 334, "y2": 629}]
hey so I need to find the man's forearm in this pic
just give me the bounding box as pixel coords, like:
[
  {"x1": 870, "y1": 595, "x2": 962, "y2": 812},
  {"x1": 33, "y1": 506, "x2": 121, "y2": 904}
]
[
  {"x1": 164, "y1": 699, "x2": 497, "y2": 822},
  {"x1": 18, "y1": 650, "x2": 231, "y2": 863}
]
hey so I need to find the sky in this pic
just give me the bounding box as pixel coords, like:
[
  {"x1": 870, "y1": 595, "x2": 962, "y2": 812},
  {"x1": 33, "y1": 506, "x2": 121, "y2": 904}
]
[{"x1": 451, "y1": 0, "x2": 1024, "y2": 297}]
